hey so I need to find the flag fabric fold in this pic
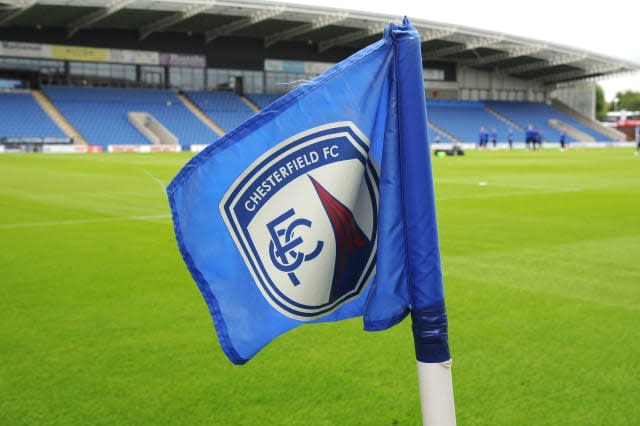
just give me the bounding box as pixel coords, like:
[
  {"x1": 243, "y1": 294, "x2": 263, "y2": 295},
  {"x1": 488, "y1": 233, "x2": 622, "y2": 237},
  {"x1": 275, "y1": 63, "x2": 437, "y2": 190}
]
[{"x1": 168, "y1": 17, "x2": 449, "y2": 365}]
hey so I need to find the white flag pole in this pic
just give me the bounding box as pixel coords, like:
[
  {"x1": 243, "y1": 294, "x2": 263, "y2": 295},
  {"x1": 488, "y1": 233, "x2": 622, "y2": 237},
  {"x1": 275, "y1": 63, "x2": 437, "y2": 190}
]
[{"x1": 417, "y1": 359, "x2": 456, "y2": 426}]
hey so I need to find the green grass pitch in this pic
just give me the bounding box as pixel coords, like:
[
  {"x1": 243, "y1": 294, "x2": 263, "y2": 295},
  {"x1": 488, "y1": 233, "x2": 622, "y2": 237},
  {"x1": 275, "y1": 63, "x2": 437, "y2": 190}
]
[{"x1": 1, "y1": 148, "x2": 638, "y2": 425}]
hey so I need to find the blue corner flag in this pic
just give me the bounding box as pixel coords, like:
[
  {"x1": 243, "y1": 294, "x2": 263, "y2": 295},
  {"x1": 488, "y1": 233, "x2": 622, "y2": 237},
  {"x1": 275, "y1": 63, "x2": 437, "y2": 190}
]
[{"x1": 168, "y1": 17, "x2": 450, "y2": 365}]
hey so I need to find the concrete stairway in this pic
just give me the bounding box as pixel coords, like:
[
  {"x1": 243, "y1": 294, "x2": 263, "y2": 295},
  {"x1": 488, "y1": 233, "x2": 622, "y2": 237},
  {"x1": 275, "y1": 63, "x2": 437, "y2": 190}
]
[
  {"x1": 240, "y1": 95, "x2": 260, "y2": 113},
  {"x1": 485, "y1": 106, "x2": 523, "y2": 131},
  {"x1": 177, "y1": 93, "x2": 225, "y2": 137},
  {"x1": 32, "y1": 90, "x2": 89, "y2": 145},
  {"x1": 551, "y1": 99, "x2": 625, "y2": 141},
  {"x1": 548, "y1": 119, "x2": 594, "y2": 142},
  {"x1": 429, "y1": 122, "x2": 463, "y2": 144}
]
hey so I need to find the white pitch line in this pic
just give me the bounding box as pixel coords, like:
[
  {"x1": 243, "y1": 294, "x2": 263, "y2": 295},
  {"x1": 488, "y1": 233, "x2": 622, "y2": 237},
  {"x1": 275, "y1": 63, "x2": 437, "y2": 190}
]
[
  {"x1": 0, "y1": 214, "x2": 171, "y2": 229},
  {"x1": 436, "y1": 187, "x2": 581, "y2": 201},
  {"x1": 435, "y1": 179, "x2": 582, "y2": 192}
]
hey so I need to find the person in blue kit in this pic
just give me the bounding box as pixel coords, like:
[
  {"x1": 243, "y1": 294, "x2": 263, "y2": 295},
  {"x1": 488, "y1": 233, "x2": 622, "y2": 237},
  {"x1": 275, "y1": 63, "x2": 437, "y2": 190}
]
[
  {"x1": 534, "y1": 128, "x2": 542, "y2": 150},
  {"x1": 491, "y1": 128, "x2": 497, "y2": 148},
  {"x1": 559, "y1": 130, "x2": 567, "y2": 151},
  {"x1": 635, "y1": 125, "x2": 640, "y2": 155},
  {"x1": 479, "y1": 127, "x2": 488, "y2": 149},
  {"x1": 507, "y1": 128, "x2": 513, "y2": 150},
  {"x1": 525, "y1": 124, "x2": 536, "y2": 150}
]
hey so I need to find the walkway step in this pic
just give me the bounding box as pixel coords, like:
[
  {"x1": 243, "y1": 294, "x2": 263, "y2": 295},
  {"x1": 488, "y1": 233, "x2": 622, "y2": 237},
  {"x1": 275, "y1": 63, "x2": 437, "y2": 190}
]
[
  {"x1": 548, "y1": 119, "x2": 594, "y2": 142},
  {"x1": 240, "y1": 95, "x2": 260, "y2": 113},
  {"x1": 177, "y1": 93, "x2": 225, "y2": 137},
  {"x1": 32, "y1": 90, "x2": 89, "y2": 145},
  {"x1": 551, "y1": 99, "x2": 625, "y2": 141},
  {"x1": 485, "y1": 107, "x2": 523, "y2": 131},
  {"x1": 429, "y1": 122, "x2": 463, "y2": 144}
]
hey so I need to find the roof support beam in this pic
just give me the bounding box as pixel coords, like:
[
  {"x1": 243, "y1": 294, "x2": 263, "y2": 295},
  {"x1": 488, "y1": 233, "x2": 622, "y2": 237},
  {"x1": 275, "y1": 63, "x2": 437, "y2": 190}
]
[
  {"x1": 139, "y1": 1, "x2": 216, "y2": 41},
  {"x1": 501, "y1": 54, "x2": 587, "y2": 74},
  {"x1": 419, "y1": 27, "x2": 457, "y2": 43},
  {"x1": 427, "y1": 36, "x2": 504, "y2": 58},
  {"x1": 264, "y1": 13, "x2": 347, "y2": 48},
  {"x1": 534, "y1": 64, "x2": 623, "y2": 83},
  {"x1": 0, "y1": 0, "x2": 36, "y2": 26},
  {"x1": 67, "y1": 0, "x2": 135, "y2": 38},
  {"x1": 317, "y1": 23, "x2": 386, "y2": 53},
  {"x1": 204, "y1": 5, "x2": 285, "y2": 44},
  {"x1": 458, "y1": 44, "x2": 545, "y2": 66}
]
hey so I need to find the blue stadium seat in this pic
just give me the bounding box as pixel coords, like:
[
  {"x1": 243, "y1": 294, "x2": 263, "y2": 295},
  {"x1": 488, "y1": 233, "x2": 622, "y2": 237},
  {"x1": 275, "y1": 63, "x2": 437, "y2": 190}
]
[
  {"x1": 0, "y1": 92, "x2": 65, "y2": 138},
  {"x1": 42, "y1": 86, "x2": 219, "y2": 147}
]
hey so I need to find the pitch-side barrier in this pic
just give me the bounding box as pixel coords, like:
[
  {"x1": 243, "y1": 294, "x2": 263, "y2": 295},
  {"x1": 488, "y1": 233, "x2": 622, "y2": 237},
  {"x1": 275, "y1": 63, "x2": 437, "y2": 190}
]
[{"x1": 0, "y1": 142, "x2": 635, "y2": 154}]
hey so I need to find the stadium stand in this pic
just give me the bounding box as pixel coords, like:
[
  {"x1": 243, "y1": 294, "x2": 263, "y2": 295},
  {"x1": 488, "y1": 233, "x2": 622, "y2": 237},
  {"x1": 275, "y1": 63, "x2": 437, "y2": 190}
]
[
  {"x1": 0, "y1": 1, "x2": 635, "y2": 151},
  {"x1": 486, "y1": 101, "x2": 616, "y2": 142},
  {"x1": 185, "y1": 91, "x2": 255, "y2": 132},
  {"x1": 1, "y1": 86, "x2": 618, "y2": 148},
  {"x1": 0, "y1": 92, "x2": 66, "y2": 139},
  {"x1": 42, "y1": 87, "x2": 218, "y2": 147},
  {"x1": 426, "y1": 99, "x2": 523, "y2": 143}
]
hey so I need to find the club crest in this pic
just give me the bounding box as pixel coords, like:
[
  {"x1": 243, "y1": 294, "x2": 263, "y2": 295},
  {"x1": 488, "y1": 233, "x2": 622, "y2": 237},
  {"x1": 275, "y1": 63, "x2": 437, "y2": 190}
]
[{"x1": 220, "y1": 122, "x2": 379, "y2": 320}]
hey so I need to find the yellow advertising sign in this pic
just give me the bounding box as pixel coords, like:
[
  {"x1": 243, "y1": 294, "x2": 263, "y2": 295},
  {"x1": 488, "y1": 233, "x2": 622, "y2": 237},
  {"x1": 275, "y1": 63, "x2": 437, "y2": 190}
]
[{"x1": 51, "y1": 45, "x2": 109, "y2": 62}]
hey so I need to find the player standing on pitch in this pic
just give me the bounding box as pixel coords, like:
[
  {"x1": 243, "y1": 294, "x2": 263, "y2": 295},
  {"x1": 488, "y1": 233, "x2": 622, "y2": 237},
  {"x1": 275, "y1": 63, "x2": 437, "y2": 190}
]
[
  {"x1": 479, "y1": 127, "x2": 488, "y2": 149},
  {"x1": 525, "y1": 124, "x2": 535, "y2": 150}
]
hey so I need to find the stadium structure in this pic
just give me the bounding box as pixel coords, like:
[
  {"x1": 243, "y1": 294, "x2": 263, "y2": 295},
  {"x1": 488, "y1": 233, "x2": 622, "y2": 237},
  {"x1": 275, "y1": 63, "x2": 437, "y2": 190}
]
[{"x1": 1, "y1": 0, "x2": 639, "y2": 152}]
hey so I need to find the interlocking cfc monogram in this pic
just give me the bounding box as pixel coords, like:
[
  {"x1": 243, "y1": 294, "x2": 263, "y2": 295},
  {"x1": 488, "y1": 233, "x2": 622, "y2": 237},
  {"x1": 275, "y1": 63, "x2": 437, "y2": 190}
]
[{"x1": 267, "y1": 208, "x2": 323, "y2": 286}]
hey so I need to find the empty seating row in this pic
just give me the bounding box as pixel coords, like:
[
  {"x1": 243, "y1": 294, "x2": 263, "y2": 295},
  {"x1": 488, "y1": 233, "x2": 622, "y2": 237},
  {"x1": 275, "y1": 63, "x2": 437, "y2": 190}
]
[{"x1": 0, "y1": 92, "x2": 65, "y2": 138}]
